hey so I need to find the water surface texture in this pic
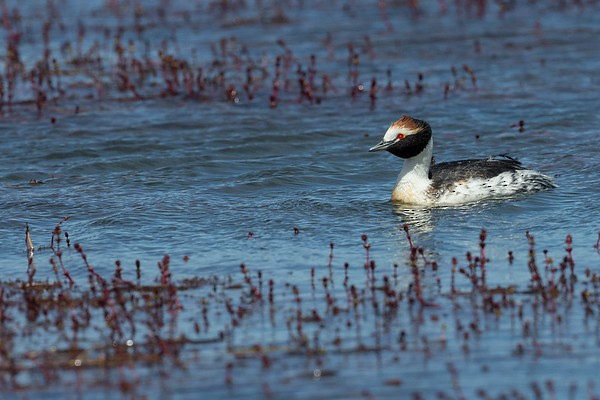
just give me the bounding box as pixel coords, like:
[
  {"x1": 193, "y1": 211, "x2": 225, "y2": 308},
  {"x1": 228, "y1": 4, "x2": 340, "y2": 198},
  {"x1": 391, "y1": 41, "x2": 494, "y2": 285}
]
[{"x1": 0, "y1": 1, "x2": 599, "y2": 399}]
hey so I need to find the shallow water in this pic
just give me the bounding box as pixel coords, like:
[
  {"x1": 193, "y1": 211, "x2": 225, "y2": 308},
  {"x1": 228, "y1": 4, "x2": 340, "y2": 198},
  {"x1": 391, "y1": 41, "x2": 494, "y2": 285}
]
[{"x1": 1, "y1": 1, "x2": 600, "y2": 399}]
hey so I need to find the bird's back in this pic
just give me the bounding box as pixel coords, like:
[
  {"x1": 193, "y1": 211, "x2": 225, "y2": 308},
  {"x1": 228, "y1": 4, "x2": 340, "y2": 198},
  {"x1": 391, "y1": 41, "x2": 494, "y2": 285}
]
[{"x1": 429, "y1": 156, "x2": 524, "y2": 182}]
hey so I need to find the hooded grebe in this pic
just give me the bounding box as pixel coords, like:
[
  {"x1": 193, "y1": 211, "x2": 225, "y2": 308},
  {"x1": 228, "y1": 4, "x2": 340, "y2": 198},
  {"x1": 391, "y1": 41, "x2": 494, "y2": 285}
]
[{"x1": 369, "y1": 115, "x2": 556, "y2": 205}]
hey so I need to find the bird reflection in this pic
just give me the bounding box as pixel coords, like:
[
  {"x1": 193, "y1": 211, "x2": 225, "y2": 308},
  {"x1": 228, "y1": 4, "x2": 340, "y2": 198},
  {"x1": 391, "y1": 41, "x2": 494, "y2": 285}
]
[{"x1": 392, "y1": 205, "x2": 435, "y2": 233}]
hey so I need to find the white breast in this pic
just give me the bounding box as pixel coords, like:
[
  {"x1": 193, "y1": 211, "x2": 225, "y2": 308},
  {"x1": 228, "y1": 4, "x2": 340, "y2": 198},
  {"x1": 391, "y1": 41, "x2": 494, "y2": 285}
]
[{"x1": 391, "y1": 181, "x2": 432, "y2": 204}]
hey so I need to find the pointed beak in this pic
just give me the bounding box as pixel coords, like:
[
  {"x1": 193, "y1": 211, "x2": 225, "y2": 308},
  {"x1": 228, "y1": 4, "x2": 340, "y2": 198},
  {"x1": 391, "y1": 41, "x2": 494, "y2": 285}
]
[{"x1": 369, "y1": 139, "x2": 393, "y2": 152}]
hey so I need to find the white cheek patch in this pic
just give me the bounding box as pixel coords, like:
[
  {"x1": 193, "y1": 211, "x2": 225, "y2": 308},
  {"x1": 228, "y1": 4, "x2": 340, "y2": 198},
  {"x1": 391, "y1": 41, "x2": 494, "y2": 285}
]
[{"x1": 383, "y1": 125, "x2": 418, "y2": 141}]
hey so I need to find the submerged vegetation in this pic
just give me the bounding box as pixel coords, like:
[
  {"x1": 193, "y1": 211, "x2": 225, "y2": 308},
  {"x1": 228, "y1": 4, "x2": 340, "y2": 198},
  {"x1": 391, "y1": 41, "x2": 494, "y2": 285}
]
[
  {"x1": 2, "y1": 0, "x2": 589, "y2": 118},
  {"x1": 1, "y1": 220, "x2": 599, "y2": 398}
]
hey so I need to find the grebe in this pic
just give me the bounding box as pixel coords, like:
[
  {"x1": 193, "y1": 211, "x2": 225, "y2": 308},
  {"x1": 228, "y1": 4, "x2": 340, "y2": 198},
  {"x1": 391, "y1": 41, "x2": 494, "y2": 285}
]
[{"x1": 369, "y1": 115, "x2": 556, "y2": 205}]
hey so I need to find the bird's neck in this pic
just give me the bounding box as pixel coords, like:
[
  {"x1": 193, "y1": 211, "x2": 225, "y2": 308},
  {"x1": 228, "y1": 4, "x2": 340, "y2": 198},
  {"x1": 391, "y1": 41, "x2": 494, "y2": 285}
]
[{"x1": 397, "y1": 138, "x2": 433, "y2": 182}]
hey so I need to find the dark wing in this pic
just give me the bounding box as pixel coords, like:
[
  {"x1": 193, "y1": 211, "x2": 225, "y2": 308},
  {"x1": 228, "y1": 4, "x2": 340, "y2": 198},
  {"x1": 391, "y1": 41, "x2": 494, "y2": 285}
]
[{"x1": 429, "y1": 156, "x2": 524, "y2": 181}]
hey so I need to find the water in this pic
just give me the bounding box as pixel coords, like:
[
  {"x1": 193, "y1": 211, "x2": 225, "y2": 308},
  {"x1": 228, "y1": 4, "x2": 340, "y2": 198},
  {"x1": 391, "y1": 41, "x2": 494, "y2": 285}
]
[{"x1": 0, "y1": 1, "x2": 599, "y2": 399}]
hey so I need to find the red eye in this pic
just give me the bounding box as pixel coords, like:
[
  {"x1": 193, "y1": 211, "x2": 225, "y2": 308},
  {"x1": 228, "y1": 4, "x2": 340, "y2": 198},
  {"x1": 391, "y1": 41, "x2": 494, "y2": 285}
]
[{"x1": 397, "y1": 133, "x2": 406, "y2": 140}]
